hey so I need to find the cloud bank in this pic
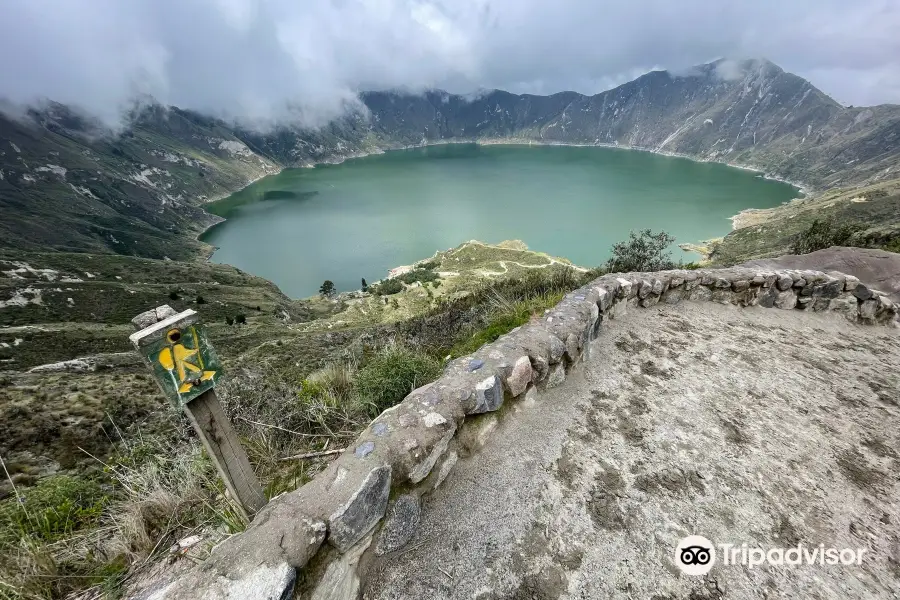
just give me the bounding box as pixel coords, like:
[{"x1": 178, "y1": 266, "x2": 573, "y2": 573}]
[{"x1": 1, "y1": 0, "x2": 898, "y2": 127}]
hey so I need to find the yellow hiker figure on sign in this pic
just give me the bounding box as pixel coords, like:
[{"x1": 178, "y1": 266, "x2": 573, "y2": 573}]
[{"x1": 157, "y1": 327, "x2": 216, "y2": 395}]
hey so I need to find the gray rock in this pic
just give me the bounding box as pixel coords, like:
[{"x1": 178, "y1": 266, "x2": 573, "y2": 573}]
[
  {"x1": 467, "y1": 359, "x2": 484, "y2": 372},
  {"x1": 408, "y1": 426, "x2": 454, "y2": 483},
  {"x1": 776, "y1": 275, "x2": 794, "y2": 291},
  {"x1": 547, "y1": 363, "x2": 565, "y2": 388},
  {"x1": 792, "y1": 278, "x2": 807, "y2": 288},
  {"x1": 311, "y1": 535, "x2": 372, "y2": 600},
  {"x1": 355, "y1": 442, "x2": 375, "y2": 458},
  {"x1": 844, "y1": 275, "x2": 860, "y2": 291},
  {"x1": 565, "y1": 333, "x2": 581, "y2": 363},
  {"x1": 775, "y1": 290, "x2": 797, "y2": 310},
  {"x1": 732, "y1": 280, "x2": 750, "y2": 292},
  {"x1": 853, "y1": 284, "x2": 874, "y2": 301},
  {"x1": 470, "y1": 375, "x2": 504, "y2": 414},
  {"x1": 531, "y1": 355, "x2": 549, "y2": 382},
  {"x1": 156, "y1": 305, "x2": 178, "y2": 321},
  {"x1": 859, "y1": 298, "x2": 879, "y2": 321},
  {"x1": 651, "y1": 279, "x2": 664, "y2": 295},
  {"x1": 616, "y1": 278, "x2": 632, "y2": 299},
  {"x1": 375, "y1": 495, "x2": 421, "y2": 555},
  {"x1": 131, "y1": 308, "x2": 159, "y2": 331},
  {"x1": 505, "y1": 356, "x2": 532, "y2": 397},
  {"x1": 548, "y1": 334, "x2": 566, "y2": 364},
  {"x1": 635, "y1": 279, "x2": 650, "y2": 299},
  {"x1": 714, "y1": 278, "x2": 731, "y2": 288},
  {"x1": 328, "y1": 465, "x2": 391, "y2": 552},
  {"x1": 758, "y1": 286, "x2": 778, "y2": 308},
  {"x1": 670, "y1": 277, "x2": 684, "y2": 288},
  {"x1": 371, "y1": 423, "x2": 388, "y2": 437},
  {"x1": 431, "y1": 449, "x2": 458, "y2": 491},
  {"x1": 223, "y1": 563, "x2": 296, "y2": 600},
  {"x1": 817, "y1": 278, "x2": 844, "y2": 299}
]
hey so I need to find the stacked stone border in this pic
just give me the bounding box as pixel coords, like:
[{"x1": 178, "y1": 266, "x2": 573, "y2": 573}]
[{"x1": 141, "y1": 267, "x2": 898, "y2": 600}]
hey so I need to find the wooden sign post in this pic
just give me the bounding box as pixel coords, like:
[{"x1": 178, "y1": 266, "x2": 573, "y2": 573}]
[{"x1": 129, "y1": 306, "x2": 266, "y2": 521}]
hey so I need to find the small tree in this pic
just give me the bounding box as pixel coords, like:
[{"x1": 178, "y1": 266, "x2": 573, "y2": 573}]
[
  {"x1": 606, "y1": 229, "x2": 676, "y2": 273},
  {"x1": 319, "y1": 280, "x2": 336, "y2": 297},
  {"x1": 169, "y1": 290, "x2": 180, "y2": 301},
  {"x1": 235, "y1": 313, "x2": 246, "y2": 324},
  {"x1": 196, "y1": 295, "x2": 206, "y2": 304},
  {"x1": 226, "y1": 316, "x2": 234, "y2": 326},
  {"x1": 361, "y1": 278, "x2": 368, "y2": 292}
]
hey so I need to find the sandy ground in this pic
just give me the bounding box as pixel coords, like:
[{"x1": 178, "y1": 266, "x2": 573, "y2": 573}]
[{"x1": 361, "y1": 301, "x2": 900, "y2": 600}]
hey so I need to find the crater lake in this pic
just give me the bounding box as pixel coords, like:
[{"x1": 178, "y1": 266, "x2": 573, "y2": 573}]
[{"x1": 201, "y1": 144, "x2": 799, "y2": 297}]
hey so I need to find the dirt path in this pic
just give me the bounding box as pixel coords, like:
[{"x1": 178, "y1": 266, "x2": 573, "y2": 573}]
[
  {"x1": 476, "y1": 258, "x2": 587, "y2": 277},
  {"x1": 362, "y1": 301, "x2": 900, "y2": 600}
]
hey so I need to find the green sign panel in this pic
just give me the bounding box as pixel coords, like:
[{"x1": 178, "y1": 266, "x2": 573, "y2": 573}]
[{"x1": 138, "y1": 320, "x2": 222, "y2": 407}]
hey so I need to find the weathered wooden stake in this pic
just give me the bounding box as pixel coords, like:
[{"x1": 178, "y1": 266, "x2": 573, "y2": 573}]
[{"x1": 129, "y1": 305, "x2": 266, "y2": 521}]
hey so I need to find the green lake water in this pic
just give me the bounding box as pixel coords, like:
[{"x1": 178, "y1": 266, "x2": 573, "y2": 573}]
[{"x1": 202, "y1": 144, "x2": 799, "y2": 298}]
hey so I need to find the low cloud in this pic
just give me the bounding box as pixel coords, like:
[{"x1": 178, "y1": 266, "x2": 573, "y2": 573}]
[{"x1": 1, "y1": 0, "x2": 898, "y2": 128}]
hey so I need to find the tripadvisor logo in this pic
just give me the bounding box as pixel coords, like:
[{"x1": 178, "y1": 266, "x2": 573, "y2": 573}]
[
  {"x1": 676, "y1": 535, "x2": 716, "y2": 576},
  {"x1": 675, "y1": 536, "x2": 867, "y2": 575}
]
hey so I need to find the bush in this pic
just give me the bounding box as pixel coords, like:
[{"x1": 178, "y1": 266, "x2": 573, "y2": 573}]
[
  {"x1": 196, "y1": 295, "x2": 206, "y2": 304},
  {"x1": 397, "y1": 268, "x2": 439, "y2": 286},
  {"x1": 605, "y1": 229, "x2": 676, "y2": 273},
  {"x1": 168, "y1": 290, "x2": 180, "y2": 301},
  {"x1": 355, "y1": 345, "x2": 442, "y2": 416},
  {"x1": 372, "y1": 278, "x2": 403, "y2": 296},
  {"x1": 791, "y1": 218, "x2": 860, "y2": 255},
  {"x1": 235, "y1": 313, "x2": 246, "y2": 324}
]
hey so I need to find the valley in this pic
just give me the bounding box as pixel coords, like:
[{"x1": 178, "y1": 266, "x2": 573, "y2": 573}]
[{"x1": 1, "y1": 56, "x2": 900, "y2": 599}]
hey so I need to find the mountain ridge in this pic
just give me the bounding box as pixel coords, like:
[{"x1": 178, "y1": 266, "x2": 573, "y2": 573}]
[{"x1": 1, "y1": 58, "x2": 898, "y2": 259}]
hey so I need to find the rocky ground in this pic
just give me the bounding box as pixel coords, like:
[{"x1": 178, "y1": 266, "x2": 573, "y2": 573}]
[{"x1": 362, "y1": 301, "x2": 900, "y2": 599}]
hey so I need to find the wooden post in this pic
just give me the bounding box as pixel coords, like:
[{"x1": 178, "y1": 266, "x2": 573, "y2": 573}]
[{"x1": 129, "y1": 305, "x2": 266, "y2": 521}]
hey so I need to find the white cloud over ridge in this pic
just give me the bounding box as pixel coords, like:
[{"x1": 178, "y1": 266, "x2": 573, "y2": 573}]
[{"x1": 1, "y1": 0, "x2": 898, "y2": 127}]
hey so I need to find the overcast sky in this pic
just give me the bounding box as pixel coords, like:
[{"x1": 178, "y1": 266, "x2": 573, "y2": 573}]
[{"x1": 1, "y1": 0, "x2": 898, "y2": 127}]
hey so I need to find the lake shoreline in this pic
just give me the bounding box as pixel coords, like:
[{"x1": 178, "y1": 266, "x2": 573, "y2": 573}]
[
  {"x1": 199, "y1": 143, "x2": 799, "y2": 297},
  {"x1": 196, "y1": 138, "x2": 807, "y2": 251}
]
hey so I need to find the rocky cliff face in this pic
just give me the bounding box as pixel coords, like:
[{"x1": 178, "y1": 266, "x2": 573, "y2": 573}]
[{"x1": 1, "y1": 58, "x2": 898, "y2": 257}]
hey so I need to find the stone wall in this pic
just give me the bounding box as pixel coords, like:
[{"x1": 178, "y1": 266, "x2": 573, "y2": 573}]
[{"x1": 139, "y1": 267, "x2": 898, "y2": 600}]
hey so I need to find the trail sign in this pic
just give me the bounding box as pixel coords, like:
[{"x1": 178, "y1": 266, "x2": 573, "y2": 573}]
[
  {"x1": 130, "y1": 306, "x2": 266, "y2": 519},
  {"x1": 130, "y1": 309, "x2": 221, "y2": 407}
]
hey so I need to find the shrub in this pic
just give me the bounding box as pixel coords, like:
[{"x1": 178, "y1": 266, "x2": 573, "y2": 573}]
[
  {"x1": 226, "y1": 316, "x2": 234, "y2": 325},
  {"x1": 355, "y1": 345, "x2": 442, "y2": 416},
  {"x1": 373, "y1": 278, "x2": 403, "y2": 296},
  {"x1": 235, "y1": 313, "x2": 246, "y2": 324},
  {"x1": 397, "y1": 268, "x2": 439, "y2": 286},
  {"x1": 196, "y1": 295, "x2": 206, "y2": 304},
  {"x1": 791, "y1": 218, "x2": 860, "y2": 255},
  {"x1": 168, "y1": 290, "x2": 180, "y2": 300},
  {"x1": 605, "y1": 229, "x2": 676, "y2": 273}
]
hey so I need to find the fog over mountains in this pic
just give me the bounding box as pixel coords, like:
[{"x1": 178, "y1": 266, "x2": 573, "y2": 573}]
[{"x1": 1, "y1": 58, "x2": 898, "y2": 258}]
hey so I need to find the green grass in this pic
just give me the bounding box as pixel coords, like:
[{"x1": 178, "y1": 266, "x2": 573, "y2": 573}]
[{"x1": 355, "y1": 345, "x2": 443, "y2": 416}]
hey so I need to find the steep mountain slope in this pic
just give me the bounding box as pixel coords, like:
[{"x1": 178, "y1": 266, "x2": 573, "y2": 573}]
[
  {"x1": 2, "y1": 59, "x2": 898, "y2": 258},
  {"x1": 356, "y1": 60, "x2": 900, "y2": 189}
]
